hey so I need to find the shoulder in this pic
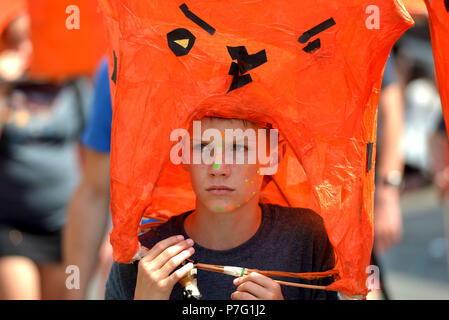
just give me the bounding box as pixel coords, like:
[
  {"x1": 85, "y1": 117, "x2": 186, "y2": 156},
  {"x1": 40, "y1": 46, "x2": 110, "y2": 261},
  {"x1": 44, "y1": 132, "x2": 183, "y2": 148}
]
[
  {"x1": 138, "y1": 212, "x2": 188, "y2": 249},
  {"x1": 105, "y1": 261, "x2": 138, "y2": 300},
  {"x1": 264, "y1": 203, "x2": 327, "y2": 237},
  {"x1": 105, "y1": 212, "x2": 190, "y2": 300}
]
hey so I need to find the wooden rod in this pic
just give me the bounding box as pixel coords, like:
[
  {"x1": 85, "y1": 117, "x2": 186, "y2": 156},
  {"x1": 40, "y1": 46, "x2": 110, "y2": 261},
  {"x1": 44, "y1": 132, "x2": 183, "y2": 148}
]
[
  {"x1": 191, "y1": 261, "x2": 338, "y2": 292},
  {"x1": 273, "y1": 279, "x2": 328, "y2": 291}
]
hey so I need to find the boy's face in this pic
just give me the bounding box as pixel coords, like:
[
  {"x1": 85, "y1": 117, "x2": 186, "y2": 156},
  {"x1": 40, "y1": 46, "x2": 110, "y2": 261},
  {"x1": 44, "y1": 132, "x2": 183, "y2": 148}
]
[{"x1": 184, "y1": 117, "x2": 272, "y2": 213}]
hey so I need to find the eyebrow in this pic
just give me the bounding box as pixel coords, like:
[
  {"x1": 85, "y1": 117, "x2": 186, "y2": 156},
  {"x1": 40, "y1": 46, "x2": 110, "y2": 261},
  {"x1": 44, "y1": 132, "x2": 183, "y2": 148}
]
[{"x1": 179, "y1": 3, "x2": 216, "y2": 36}]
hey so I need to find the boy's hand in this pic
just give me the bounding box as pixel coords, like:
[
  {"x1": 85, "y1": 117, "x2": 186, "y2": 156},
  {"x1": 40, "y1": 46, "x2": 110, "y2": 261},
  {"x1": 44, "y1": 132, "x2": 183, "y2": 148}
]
[
  {"x1": 134, "y1": 235, "x2": 195, "y2": 300},
  {"x1": 231, "y1": 272, "x2": 284, "y2": 300}
]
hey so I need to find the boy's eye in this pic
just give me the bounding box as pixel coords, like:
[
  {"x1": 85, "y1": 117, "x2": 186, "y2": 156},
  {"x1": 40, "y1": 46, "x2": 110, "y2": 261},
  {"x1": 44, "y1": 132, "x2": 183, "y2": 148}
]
[
  {"x1": 234, "y1": 144, "x2": 247, "y2": 152},
  {"x1": 193, "y1": 142, "x2": 248, "y2": 152},
  {"x1": 193, "y1": 142, "x2": 212, "y2": 151}
]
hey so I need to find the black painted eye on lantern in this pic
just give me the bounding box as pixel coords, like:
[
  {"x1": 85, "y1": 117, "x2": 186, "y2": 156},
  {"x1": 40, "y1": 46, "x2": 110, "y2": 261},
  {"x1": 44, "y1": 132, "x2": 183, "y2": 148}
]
[{"x1": 167, "y1": 28, "x2": 196, "y2": 56}]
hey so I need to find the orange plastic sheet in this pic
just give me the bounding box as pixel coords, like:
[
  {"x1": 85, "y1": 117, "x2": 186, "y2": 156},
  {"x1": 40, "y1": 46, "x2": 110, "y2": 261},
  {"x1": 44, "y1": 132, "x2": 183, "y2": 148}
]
[
  {"x1": 26, "y1": 0, "x2": 106, "y2": 82},
  {"x1": 99, "y1": 0, "x2": 413, "y2": 296},
  {"x1": 426, "y1": 0, "x2": 449, "y2": 137},
  {"x1": 0, "y1": 0, "x2": 27, "y2": 36}
]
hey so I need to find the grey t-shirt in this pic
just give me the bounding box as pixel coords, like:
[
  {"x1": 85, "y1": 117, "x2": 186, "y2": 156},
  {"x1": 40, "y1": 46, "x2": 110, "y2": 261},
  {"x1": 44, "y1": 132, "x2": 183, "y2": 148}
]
[
  {"x1": 0, "y1": 80, "x2": 90, "y2": 232},
  {"x1": 105, "y1": 203, "x2": 339, "y2": 300}
]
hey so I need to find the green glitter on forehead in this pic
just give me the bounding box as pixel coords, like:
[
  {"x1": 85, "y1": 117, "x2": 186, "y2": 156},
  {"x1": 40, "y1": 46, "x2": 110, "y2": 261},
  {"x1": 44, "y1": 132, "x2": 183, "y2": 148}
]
[
  {"x1": 216, "y1": 206, "x2": 222, "y2": 211},
  {"x1": 214, "y1": 163, "x2": 220, "y2": 168}
]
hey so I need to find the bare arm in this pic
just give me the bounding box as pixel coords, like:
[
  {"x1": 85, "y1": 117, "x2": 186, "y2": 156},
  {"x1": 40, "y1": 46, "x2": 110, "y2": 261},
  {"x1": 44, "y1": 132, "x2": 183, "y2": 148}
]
[
  {"x1": 0, "y1": 101, "x2": 7, "y2": 138},
  {"x1": 374, "y1": 82, "x2": 404, "y2": 256},
  {"x1": 63, "y1": 146, "x2": 111, "y2": 299},
  {"x1": 0, "y1": 86, "x2": 11, "y2": 139},
  {"x1": 429, "y1": 130, "x2": 449, "y2": 200},
  {"x1": 377, "y1": 83, "x2": 404, "y2": 183}
]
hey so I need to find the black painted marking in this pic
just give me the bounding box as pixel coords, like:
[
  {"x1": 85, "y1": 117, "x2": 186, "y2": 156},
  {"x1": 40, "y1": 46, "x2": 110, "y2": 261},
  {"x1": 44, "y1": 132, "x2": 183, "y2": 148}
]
[
  {"x1": 298, "y1": 18, "x2": 336, "y2": 44},
  {"x1": 179, "y1": 3, "x2": 216, "y2": 35},
  {"x1": 111, "y1": 51, "x2": 117, "y2": 84},
  {"x1": 445, "y1": 0, "x2": 449, "y2": 12},
  {"x1": 227, "y1": 62, "x2": 252, "y2": 93},
  {"x1": 167, "y1": 28, "x2": 196, "y2": 56},
  {"x1": 227, "y1": 46, "x2": 267, "y2": 74},
  {"x1": 225, "y1": 46, "x2": 267, "y2": 93},
  {"x1": 303, "y1": 39, "x2": 321, "y2": 53},
  {"x1": 366, "y1": 142, "x2": 374, "y2": 173}
]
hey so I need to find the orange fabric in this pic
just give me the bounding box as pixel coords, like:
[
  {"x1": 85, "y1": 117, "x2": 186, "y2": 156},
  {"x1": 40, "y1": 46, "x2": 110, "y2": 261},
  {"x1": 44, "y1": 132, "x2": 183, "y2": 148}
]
[
  {"x1": 26, "y1": 0, "x2": 106, "y2": 82},
  {"x1": 0, "y1": 0, "x2": 27, "y2": 36},
  {"x1": 99, "y1": 0, "x2": 413, "y2": 296},
  {"x1": 426, "y1": 0, "x2": 449, "y2": 137}
]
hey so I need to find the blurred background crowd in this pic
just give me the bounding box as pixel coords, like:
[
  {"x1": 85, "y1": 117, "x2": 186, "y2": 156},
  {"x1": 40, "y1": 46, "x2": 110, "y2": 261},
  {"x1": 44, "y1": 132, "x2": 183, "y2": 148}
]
[{"x1": 0, "y1": 0, "x2": 448, "y2": 300}]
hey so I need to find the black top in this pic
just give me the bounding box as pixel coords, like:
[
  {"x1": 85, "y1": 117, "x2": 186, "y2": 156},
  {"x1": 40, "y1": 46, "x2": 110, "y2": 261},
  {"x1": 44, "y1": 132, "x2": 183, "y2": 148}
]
[{"x1": 105, "y1": 203, "x2": 339, "y2": 300}]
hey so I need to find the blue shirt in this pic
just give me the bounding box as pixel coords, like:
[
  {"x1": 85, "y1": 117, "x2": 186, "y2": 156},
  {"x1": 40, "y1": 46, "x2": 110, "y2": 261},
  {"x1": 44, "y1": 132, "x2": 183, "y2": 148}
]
[{"x1": 81, "y1": 59, "x2": 112, "y2": 153}]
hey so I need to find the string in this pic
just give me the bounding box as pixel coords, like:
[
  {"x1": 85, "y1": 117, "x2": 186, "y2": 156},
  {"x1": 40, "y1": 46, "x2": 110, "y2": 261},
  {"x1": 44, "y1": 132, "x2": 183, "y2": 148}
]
[{"x1": 187, "y1": 259, "x2": 340, "y2": 291}]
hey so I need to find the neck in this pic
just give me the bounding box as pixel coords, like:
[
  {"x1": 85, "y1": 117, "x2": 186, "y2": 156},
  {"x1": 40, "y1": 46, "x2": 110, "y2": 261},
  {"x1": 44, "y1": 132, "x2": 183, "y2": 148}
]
[{"x1": 184, "y1": 197, "x2": 262, "y2": 250}]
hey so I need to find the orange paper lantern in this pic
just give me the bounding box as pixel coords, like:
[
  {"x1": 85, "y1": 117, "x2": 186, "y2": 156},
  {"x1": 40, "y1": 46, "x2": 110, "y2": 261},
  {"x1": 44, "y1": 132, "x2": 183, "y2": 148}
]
[
  {"x1": 100, "y1": 0, "x2": 413, "y2": 296},
  {"x1": 426, "y1": 0, "x2": 449, "y2": 137}
]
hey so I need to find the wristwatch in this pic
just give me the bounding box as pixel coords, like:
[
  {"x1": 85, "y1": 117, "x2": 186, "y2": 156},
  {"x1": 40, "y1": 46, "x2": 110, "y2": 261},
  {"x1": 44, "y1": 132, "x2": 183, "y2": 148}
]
[{"x1": 379, "y1": 170, "x2": 403, "y2": 188}]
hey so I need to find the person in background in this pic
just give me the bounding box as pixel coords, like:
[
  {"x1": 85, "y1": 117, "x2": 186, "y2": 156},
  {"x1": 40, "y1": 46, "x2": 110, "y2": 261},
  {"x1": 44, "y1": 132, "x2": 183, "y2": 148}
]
[
  {"x1": 429, "y1": 118, "x2": 449, "y2": 200},
  {"x1": 63, "y1": 58, "x2": 113, "y2": 300},
  {"x1": 0, "y1": 14, "x2": 90, "y2": 299},
  {"x1": 369, "y1": 53, "x2": 405, "y2": 300},
  {"x1": 429, "y1": 117, "x2": 449, "y2": 276}
]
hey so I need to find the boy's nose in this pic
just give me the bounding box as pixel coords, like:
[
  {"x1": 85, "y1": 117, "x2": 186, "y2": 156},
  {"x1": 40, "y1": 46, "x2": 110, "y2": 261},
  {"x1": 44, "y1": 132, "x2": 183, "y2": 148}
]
[{"x1": 208, "y1": 162, "x2": 231, "y2": 177}]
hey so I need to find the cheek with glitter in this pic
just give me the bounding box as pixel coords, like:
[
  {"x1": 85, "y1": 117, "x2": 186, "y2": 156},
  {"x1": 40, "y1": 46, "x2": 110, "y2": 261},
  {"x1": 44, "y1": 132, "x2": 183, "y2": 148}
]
[{"x1": 226, "y1": 168, "x2": 262, "y2": 211}]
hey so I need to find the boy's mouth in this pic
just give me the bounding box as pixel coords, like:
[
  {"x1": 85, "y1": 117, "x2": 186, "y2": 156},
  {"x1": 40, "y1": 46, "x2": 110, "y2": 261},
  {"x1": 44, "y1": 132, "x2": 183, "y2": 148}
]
[{"x1": 206, "y1": 185, "x2": 235, "y2": 195}]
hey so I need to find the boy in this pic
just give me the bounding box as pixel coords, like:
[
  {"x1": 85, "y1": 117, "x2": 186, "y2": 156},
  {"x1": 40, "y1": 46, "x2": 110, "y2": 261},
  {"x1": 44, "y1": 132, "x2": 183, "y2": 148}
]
[{"x1": 105, "y1": 116, "x2": 338, "y2": 300}]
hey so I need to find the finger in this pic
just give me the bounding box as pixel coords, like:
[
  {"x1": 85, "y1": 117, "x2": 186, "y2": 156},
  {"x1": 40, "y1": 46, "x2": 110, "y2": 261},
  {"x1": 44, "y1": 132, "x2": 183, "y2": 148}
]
[
  {"x1": 151, "y1": 238, "x2": 194, "y2": 270},
  {"x1": 237, "y1": 272, "x2": 277, "y2": 290},
  {"x1": 166, "y1": 261, "x2": 194, "y2": 289},
  {"x1": 158, "y1": 246, "x2": 195, "y2": 278},
  {"x1": 141, "y1": 235, "x2": 185, "y2": 264},
  {"x1": 231, "y1": 291, "x2": 258, "y2": 300},
  {"x1": 235, "y1": 280, "x2": 267, "y2": 299}
]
